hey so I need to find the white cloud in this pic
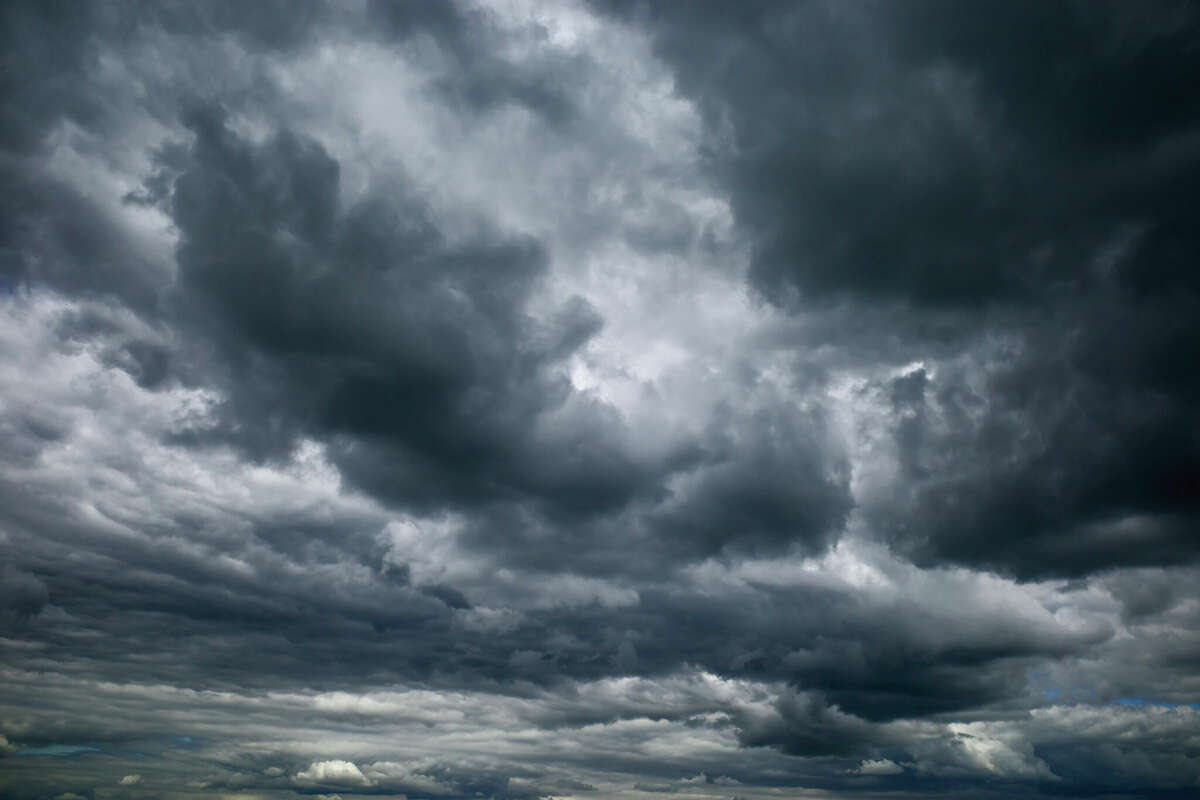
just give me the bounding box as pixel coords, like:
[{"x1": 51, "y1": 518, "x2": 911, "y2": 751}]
[
  {"x1": 294, "y1": 760, "x2": 373, "y2": 787},
  {"x1": 851, "y1": 758, "x2": 903, "y2": 776},
  {"x1": 118, "y1": 773, "x2": 142, "y2": 785},
  {"x1": 901, "y1": 719, "x2": 1058, "y2": 781}
]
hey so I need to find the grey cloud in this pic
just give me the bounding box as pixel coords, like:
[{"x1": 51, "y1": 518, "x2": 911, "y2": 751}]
[
  {"x1": 160, "y1": 105, "x2": 663, "y2": 530},
  {"x1": 0, "y1": 162, "x2": 171, "y2": 315},
  {"x1": 149, "y1": 100, "x2": 849, "y2": 573},
  {"x1": 1, "y1": 1, "x2": 1198, "y2": 797},
  {"x1": 596, "y1": 0, "x2": 1200, "y2": 308},
  {"x1": 736, "y1": 691, "x2": 882, "y2": 758},
  {"x1": 648, "y1": 404, "x2": 851, "y2": 560},
  {"x1": 867, "y1": 335, "x2": 1200, "y2": 578},
  {"x1": 592, "y1": 0, "x2": 1200, "y2": 578},
  {"x1": 0, "y1": 567, "x2": 47, "y2": 622},
  {"x1": 1, "y1": 0, "x2": 853, "y2": 577}
]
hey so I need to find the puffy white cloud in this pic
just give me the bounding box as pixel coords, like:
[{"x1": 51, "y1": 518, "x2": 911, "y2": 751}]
[
  {"x1": 852, "y1": 759, "x2": 903, "y2": 776},
  {"x1": 293, "y1": 760, "x2": 373, "y2": 787}
]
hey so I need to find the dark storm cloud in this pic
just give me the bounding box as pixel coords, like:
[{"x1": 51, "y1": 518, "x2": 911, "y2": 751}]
[
  {"x1": 2, "y1": 1, "x2": 1200, "y2": 798},
  {"x1": 152, "y1": 104, "x2": 851, "y2": 569},
  {"x1": 158, "y1": 105, "x2": 678, "y2": 537},
  {"x1": 0, "y1": 160, "x2": 169, "y2": 314},
  {"x1": 0, "y1": 0, "x2": 568, "y2": 308},
  {"x1": 0, "y1": 567, "x2": 47, "y2": 623},
  {"x1": 593, "y1": 0, "x2": 1200, "y2": 307},
  {"x1": 872, "y1": 350, "x2": 1200, "y2": 578},
  {"x1": 594, "y1": 0, "x2": 1200, "y2": 578},
  {"x1": 1, "y1": 0, "x2": 853, "y2": 572},
  {"x1": 647, "y1": 404, "x2": 851, "y2": 561}
]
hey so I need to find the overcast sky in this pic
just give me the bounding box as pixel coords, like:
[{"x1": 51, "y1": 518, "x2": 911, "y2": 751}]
[{"x1": 1, "y1": 1, "x2": 1199, "y2": 798}]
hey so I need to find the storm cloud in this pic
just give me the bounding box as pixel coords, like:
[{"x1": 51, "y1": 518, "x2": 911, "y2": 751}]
[{"x1": 1, "y1": 1, "x2": 1198, "y2": 798}]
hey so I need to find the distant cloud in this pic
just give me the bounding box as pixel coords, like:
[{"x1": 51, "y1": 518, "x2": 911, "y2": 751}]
[
  {"x1": 294, "y1": 760, "x2": 372, "y2": 787},
  {"x1": 851, "y1": 758, "x2": 904, "y2": 776}
]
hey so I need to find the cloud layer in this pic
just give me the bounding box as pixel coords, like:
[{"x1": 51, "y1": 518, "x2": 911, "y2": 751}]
[{"x1": 1, "y1": 1, "x2": 1198, "y2": 798}]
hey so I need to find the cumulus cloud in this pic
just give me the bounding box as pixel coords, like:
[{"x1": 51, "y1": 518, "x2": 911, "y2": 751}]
[
  {"x1": 592, "y1": 0, "x2": 1200, "y2": 581},
  {"x1": 293, "y1": 760, "x2": 373, "y2": 788}
]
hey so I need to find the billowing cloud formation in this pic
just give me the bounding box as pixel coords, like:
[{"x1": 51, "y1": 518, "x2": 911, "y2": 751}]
[
  {"x1": 592, "y1": 0, "x2": 1200, "y2": 580},
  {"x1": 1, "y1": 1, "x2": 1198, "y2": 799}
]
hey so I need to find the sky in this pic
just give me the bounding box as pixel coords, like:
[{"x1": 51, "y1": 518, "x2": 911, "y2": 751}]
[{"x1": 1, "y1": 1, "x2": 1199, "y2": 798}]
